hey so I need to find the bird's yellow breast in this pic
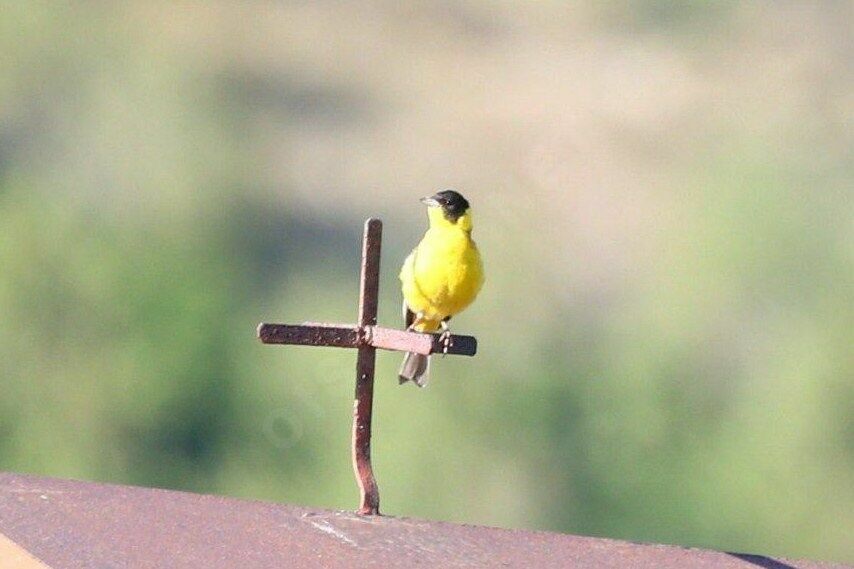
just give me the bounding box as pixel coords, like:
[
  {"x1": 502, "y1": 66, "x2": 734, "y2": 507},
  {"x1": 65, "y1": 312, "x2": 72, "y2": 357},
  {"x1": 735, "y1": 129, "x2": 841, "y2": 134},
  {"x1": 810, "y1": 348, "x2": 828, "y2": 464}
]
[{"x1": 400, "y1": 222, "x2": 483, "y2": 331}]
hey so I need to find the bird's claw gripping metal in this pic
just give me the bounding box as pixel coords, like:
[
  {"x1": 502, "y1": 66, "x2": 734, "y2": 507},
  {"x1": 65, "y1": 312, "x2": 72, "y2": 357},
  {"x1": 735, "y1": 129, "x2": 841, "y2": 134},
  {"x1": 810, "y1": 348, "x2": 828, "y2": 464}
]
[{"x1": 439, "y1": 327, "x2": 453, "y2": 357}]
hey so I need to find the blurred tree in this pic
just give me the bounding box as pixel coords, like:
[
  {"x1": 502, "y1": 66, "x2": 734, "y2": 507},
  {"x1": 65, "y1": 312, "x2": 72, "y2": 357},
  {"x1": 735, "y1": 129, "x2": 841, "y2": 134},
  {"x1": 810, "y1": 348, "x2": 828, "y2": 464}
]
[{"x1": 0, "y1": 1, "x2": 851, "y2": 563}]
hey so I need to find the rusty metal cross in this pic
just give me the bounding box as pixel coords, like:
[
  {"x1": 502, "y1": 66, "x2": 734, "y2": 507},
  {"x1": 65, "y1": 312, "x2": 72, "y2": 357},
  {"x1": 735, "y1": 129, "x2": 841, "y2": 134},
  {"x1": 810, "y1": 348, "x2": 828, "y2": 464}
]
[{"x1": 257, "y1": 218, "x2": 477, "y2": 515}]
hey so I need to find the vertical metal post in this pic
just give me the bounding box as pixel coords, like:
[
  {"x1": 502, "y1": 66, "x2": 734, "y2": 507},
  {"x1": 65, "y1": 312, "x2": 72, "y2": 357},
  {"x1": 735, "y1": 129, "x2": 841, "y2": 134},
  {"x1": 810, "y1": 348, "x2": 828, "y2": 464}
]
[{"x1": 352, "y1": 218, "x2": 382, "y2": 515}]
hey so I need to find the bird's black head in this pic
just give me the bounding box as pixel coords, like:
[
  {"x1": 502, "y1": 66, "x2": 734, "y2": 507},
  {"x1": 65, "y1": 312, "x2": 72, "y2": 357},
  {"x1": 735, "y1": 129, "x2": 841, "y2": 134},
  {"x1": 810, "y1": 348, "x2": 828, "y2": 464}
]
[{"x1": 421, "y1": 190, "x2": 471, "y2": 223}]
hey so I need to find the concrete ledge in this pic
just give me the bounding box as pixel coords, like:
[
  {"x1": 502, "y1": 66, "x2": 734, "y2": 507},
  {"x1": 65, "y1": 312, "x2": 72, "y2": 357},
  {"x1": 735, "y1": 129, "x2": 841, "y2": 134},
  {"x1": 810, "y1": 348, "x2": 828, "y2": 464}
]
[{"x1": 0, "y1": 473, "x2": 846, "y2": 568}]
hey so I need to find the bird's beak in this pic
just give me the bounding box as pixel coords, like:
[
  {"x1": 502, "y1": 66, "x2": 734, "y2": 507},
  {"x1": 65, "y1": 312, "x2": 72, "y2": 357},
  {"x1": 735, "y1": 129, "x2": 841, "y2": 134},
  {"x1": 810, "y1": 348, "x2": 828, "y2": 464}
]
[{"x1": 420, "y1": 195, "x2": 441, "y2": 207}]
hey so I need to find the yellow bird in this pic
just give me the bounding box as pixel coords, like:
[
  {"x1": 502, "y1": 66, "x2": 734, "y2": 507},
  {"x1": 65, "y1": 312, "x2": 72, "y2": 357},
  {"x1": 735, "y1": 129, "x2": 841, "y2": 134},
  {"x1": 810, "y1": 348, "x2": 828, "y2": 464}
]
[{"x1": 399, "y1": 190, "x2": 484, "y2": 386}]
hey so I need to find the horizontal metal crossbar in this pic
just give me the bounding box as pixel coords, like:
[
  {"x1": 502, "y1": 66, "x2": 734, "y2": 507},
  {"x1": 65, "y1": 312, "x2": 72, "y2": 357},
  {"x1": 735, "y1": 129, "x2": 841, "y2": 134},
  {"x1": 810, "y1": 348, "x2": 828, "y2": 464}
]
[{"x1": 257, "y1": 323, "x2": 477, "y2": 357}]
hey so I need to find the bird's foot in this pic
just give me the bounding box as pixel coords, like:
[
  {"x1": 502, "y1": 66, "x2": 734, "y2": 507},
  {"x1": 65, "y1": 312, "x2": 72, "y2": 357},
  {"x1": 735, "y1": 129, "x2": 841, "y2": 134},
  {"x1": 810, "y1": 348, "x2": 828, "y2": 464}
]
[
  {"x1": 439, "y1": 329, "x2": 453, "y2": 356},
  {"x1": 406, "y1": 312, "x2": 426, "y2": 332}
]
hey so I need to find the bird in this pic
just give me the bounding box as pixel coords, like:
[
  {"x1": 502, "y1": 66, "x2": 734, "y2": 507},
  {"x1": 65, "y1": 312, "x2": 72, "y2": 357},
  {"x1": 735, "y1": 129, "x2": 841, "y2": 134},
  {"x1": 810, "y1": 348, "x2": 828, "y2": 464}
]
[{"x1": 398, "y1": 190, "x2": 484, "y2": 386}]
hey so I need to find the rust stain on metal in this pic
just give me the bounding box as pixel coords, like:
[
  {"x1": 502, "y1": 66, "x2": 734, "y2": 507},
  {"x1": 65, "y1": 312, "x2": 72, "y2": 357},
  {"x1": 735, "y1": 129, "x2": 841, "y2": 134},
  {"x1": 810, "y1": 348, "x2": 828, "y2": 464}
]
[
  {"x1": 257, "y1": 323, "x2": 360, "y2": 348},
  {"x1": 352, "y1": 218, "x2": 382, "y2": 515},
  {"x1": 258, "y1": 323, "x2": 476, "y2": 357},
  {"x1": 1, "y1": 473, "x2": 847, "y2": 569}
]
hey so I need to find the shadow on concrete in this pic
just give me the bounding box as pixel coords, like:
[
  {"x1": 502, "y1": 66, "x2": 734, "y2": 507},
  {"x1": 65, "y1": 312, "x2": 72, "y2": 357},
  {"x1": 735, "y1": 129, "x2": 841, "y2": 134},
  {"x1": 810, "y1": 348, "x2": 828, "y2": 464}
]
[{"x1": 729, "y1": 553, "x2": 799, "y2": 569}]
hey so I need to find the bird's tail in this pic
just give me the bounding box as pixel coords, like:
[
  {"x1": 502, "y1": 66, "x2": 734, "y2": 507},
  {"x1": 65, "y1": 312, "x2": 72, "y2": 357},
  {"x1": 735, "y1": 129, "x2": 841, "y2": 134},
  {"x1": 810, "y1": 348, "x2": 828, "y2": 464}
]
[{"x1": 398, "y1": 352, "x2": 430, "y2": 387}]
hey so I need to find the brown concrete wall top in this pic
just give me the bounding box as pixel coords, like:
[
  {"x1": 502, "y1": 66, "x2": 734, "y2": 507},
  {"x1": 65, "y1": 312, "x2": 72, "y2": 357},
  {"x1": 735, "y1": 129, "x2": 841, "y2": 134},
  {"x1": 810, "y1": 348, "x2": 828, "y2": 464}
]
[{"x1": 0, "y1": 472, "x2": 848, "y2": 569}]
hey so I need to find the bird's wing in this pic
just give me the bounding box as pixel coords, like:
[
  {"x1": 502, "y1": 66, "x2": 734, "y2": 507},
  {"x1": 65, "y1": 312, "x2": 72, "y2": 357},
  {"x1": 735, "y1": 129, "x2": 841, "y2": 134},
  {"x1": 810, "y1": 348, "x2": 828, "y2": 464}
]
[{"x1": 400, "y1": 246, "x2": 419, "y2": 329}]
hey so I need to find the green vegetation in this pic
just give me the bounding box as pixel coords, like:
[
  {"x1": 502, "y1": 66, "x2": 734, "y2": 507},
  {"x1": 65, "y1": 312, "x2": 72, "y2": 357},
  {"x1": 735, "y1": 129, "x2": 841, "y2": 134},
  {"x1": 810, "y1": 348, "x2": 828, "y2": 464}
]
[{"x1": 1, "y1": 2, "x2": 851, "y2": 563}]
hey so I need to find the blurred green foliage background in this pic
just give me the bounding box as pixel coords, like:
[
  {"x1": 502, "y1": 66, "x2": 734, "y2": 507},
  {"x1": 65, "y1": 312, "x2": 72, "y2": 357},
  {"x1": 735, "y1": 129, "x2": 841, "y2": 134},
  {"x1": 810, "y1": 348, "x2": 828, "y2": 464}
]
[{"x1": 1, "y1": 1, "x2": 851, "y2": 563}]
